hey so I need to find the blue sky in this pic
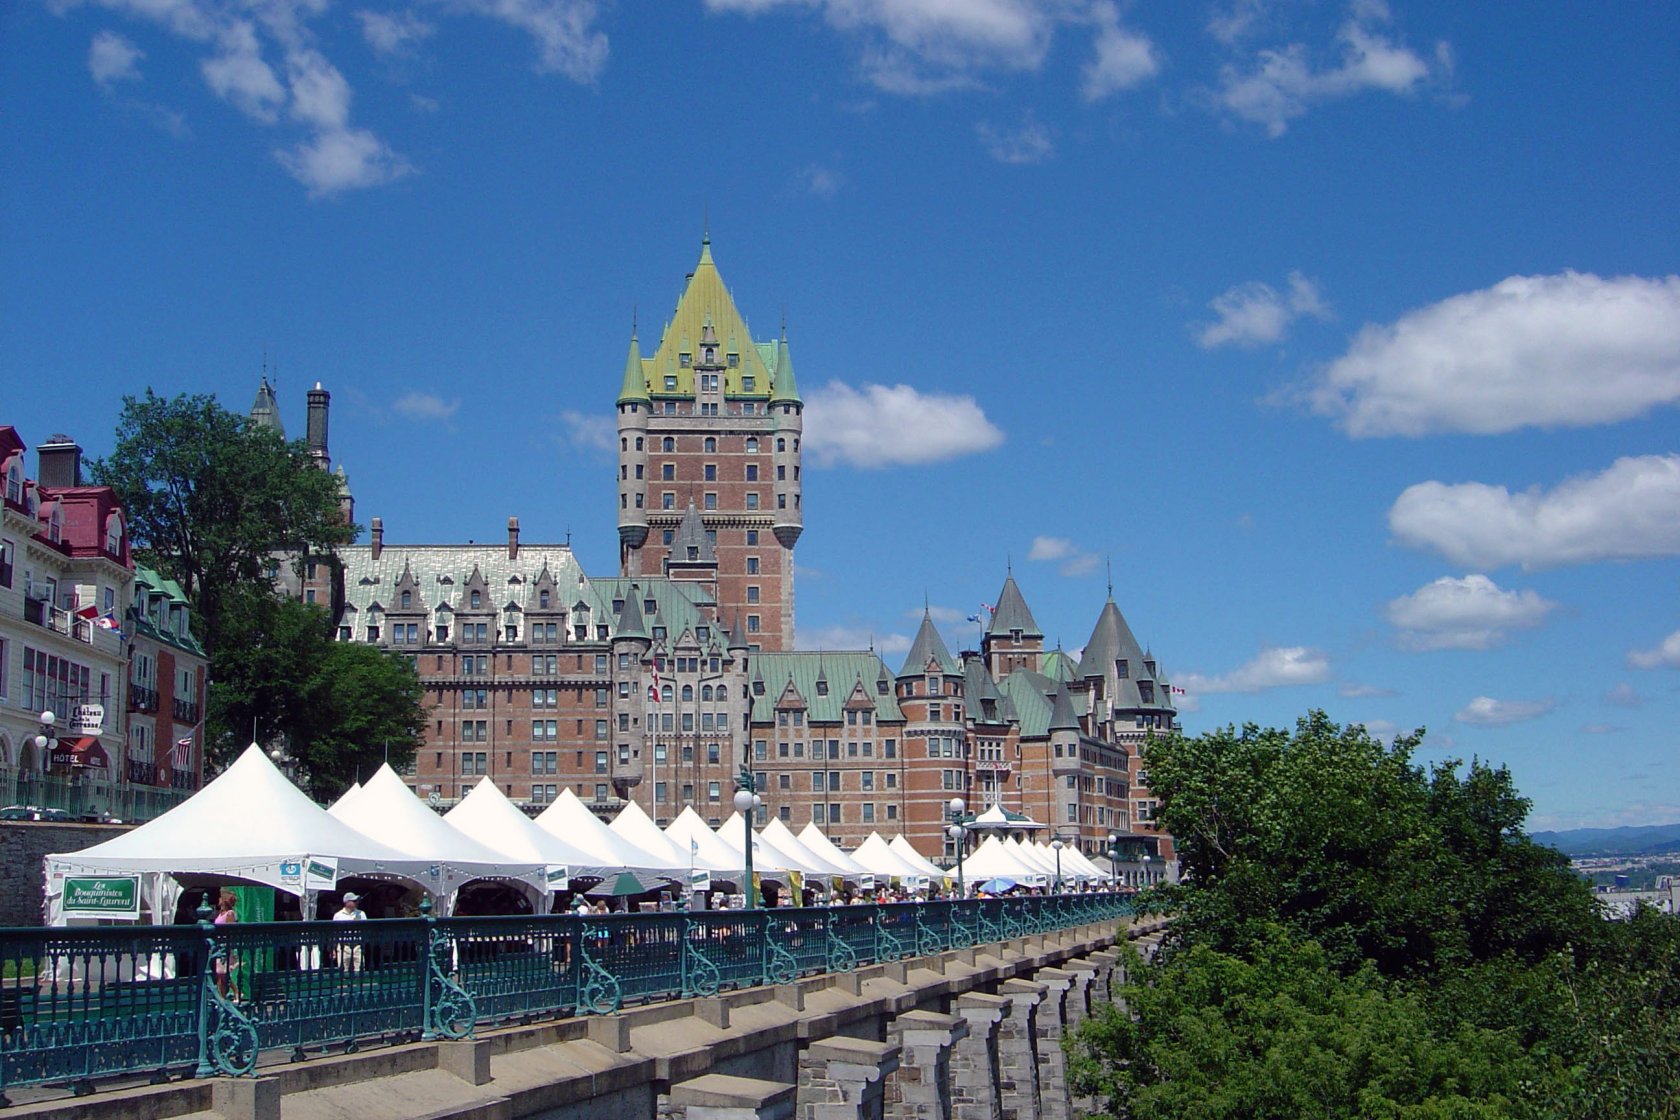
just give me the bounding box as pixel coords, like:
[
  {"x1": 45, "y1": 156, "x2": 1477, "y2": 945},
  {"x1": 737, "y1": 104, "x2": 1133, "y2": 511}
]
[{"x1": 5, "y1": 1, "x2": 1678, "y2": 830}]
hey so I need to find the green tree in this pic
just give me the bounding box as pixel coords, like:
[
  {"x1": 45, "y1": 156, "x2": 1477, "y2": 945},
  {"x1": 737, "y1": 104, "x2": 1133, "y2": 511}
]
[
  {"x1": 207, "y1": 590, "x2": 421, "y2": 795},
  {"x1": 89, "y1": 390, "x2": 354, "y2": 652}
]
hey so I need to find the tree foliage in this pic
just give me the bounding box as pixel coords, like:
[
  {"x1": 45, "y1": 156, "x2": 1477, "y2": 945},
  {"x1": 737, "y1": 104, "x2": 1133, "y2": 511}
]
[
  {"x1": 206, "y1": 589, "x2": 421, "y2": 796},
  {"x1": 89, "y1": 390, "x2": 354, "y2": 652},
  {"x1": 1069, "y1": 711, "x2": 1680, "y2": 1119}
]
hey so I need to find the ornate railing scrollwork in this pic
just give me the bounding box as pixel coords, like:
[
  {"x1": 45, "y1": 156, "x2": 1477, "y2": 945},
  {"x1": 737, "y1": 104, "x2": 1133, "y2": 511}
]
[
  {"x1": 424, "y1": 926, "x2": 476, "y2": 1040},
  {"x1": 764, "y1": 915, "x2": 800, "y2": 986},
  {"x1": 913, "y1": 906, "x2": 941, "y2": 958},
  {"x1": 875, "y1": 907, "x2": 907, "y2": 961},
  {"x1": 825, "y1": 911, "x2": 857, "y2": 974},
  {"x1": 682, "y1": 921, "x2": 722, "y2": 998},
  {"x1": 576, "y1": 925, "x2": 623, "y2": 1014},
  {"x1": 199, "y1": 940, "x2": 259, "y2": 1077}
]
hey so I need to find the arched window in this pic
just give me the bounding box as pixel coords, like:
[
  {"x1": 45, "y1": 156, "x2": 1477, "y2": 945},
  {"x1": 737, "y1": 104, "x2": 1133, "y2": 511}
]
[
  {"x1": 776, "y1": 438, "x2": 786, "y2": 452},
  {"x1": 105, "y1": 513, "x2": 123, "y2": 556},
  {"x1": 3, "y1": 459, "x2": 21, "y2": 505},
  {"x1": 662, "y1": 437, "x2": 674, "y2": 452},
  {"x1": 681, "y1": 684, "x2": 694, "y2": 702},
  {"x1": 47, "y1": 504, "x2": 61, "y2": 544},
  {"x1": 539, "y1": 589, "x2": 550, "y2": 608},
  {"x1": 745, "y1": 437, "x2": 758, "y2": 453},
  {"x1": 620, "y1": 437, "x2": 627, "y2": 451},
  {"x1": 635, "y1": 437, "x2": 643, "y2": 450},
  {"x1": 701, "y1": 685, "x2": 713, "y2": 701},
  {"x1": 400, "y1": 590, "x2": 412, "y2": 609},
  {"x1": 661, "y1": 684, "x2": 674, "y2": 702},
  {"x1": 704, "y1": 437, "x2": 716, "y2": 453},
  {"x1": 470, "y1": 590, "x2": 482, "y2": 609}
]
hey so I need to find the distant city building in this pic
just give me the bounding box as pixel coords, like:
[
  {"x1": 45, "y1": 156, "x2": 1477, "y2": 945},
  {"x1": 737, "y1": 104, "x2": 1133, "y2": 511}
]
[
  {"x1": 0, "y1": 428, "x2": 200, "y2": 818},
  {"x1": 291, "y1": 238, "x2": 1177, "y2": 874}
]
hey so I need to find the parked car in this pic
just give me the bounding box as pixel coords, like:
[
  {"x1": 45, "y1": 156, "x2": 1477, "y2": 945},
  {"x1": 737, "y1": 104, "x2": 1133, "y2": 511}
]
[{"x1": 0, "y1": 805, "x2": 74, "y2": 821}]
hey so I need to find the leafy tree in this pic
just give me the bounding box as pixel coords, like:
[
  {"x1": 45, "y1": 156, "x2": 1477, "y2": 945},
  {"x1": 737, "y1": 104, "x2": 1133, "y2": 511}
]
[
  {"x1": 207, "y1": 590, "x2": 421, "y2": 795},
  {"x1": 89, "y1": 390, "x2": 354, "y2": 652}
]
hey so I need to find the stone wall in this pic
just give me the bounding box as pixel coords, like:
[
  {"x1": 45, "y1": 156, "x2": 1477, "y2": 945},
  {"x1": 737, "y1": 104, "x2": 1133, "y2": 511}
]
[{"x1": 0, "y1": 821, "x2": 128, "y2": 926}]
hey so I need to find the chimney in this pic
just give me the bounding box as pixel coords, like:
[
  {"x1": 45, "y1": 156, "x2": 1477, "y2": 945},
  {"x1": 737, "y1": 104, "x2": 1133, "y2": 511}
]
[
  {"x1": 507, "y1": 517, "x2": 520, "y2": 560},
  {"x1": 306, "y1": 382, "x2": 331, "y2": 469},
  {"x1": 37, "y1": 434, "x2": 82, "y2": 488},
  {"x1": 370, "y1": 517, "x2": 383, "y2": 560}
]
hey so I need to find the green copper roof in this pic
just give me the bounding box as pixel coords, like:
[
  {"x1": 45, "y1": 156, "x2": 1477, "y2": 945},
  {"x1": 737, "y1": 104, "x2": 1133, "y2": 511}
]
[
  {"x1": 998, "y1": 668, "x2": 1088, "y2": 739},
  {"x1": 588, "y1": 578, "x2": 719, "y2": 645},
  {"x1": 624, "y1": 239, "x2": 795, "y2": 401},
  {"x1": 770, "y1": 332, "x2": 801, "y2": 404},
  {"x1": 613, "y1": 584, "x2": 649, "y2": 641},
  {"x1": 617, "y1": 334, "x2": 649, "y2": 404},
  {"x1": 986, "y1": 575, "x2": 1042, "y2": 639},
  {"x1": 749, "y1": 651, "x2": 904, "y2": 725},
  {"x1": 1040, "y1": 648, "x2": 1078, "y2": 683},
  {"x1": 1077, "y1": 597, "x2": 1175, "y2": 712},
  {"x1": 899, "y1": 610, "x2": 961, "y2": 677},
  {"x1": 133, "y1": 564, "x2": 205, "y2": 656},
  {"x1": 1047, "y1": 680, "x2": 1081, "y2": 733}
]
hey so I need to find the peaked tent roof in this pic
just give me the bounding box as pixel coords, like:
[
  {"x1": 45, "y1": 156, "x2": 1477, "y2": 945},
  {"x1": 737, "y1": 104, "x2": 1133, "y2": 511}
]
[
  {"x1": 617, "y1": 334, "x2": 649, "y2": 405},
  {"x1": 444, "y1": 777, "x2": 604, "y2": 873},
  {"x1": 534, "y1": 789, "x2": 673, "y2": 873},
  {"x1": 796, "y1": 823, "x2": 869, "y2": 877},
  {"x1": 971, "y1": 802, "x2": 1045, "y2": 830},
  {"x1": 761, "y1": 817, "x2": 853, "y2": 878},
  {"x1": 987, "y1": 575, "x2": 1042, "y2": 639},
  {"x1": 960, "y1": 836, "x2": 1046, "y2": 883},
  {"x1": 715, "y1": 811, "x2": 806, "y2": 877},
  {"x1": 608, "y1": 800, "x2": 707, "y2": 871},
  {"x1": 46, "y1": 745, "x2": 433, "y2": 894},
  {"x1": 899, "y1": 610, "x2": 960, "y2": 677},
  {"x1": 888, "y1": 835, "x2": 949, "y2": 879},
  {"x1": 665, "y1": 807, "x2": 748, "y2": 876},
  {"x1": 849, "y1": 833, "x2": 928, "y2": 880}
]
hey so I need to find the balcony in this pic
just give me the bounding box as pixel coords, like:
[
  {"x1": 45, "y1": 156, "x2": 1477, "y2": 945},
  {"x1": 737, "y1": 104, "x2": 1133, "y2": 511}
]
[
  {"x1": 173, "y1": 698, "x2": 200, "y2": 724},
  {"x1": 129, "y1": 684, "x2": 159, "y2": 714}
]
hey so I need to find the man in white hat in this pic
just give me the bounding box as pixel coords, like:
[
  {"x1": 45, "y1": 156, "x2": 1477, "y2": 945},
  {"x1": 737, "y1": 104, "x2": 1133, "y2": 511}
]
[{"x1": 333, "y1": 891, "x2": 366, "y2": 970}]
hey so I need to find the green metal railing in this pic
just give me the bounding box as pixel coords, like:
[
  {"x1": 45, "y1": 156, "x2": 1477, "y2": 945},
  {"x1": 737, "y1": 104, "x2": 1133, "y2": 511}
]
[{"x1": 0, "y1": 893, "x2": 1133, "y2": 1100}]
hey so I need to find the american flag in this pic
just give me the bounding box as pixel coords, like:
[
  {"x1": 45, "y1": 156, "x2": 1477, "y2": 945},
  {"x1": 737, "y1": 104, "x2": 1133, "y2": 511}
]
[{"x1": 171, "y1": 737, "x2": 194, "y2": 773}]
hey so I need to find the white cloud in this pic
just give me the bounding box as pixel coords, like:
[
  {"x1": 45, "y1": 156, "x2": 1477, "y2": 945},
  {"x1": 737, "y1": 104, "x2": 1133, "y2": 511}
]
[
  {"x1": 798, "y1": 163, "x2": 842, "y2": 199},
  {"x1": 795, "y1": 624, "x2": 911, "y2": 656},
  {"x1": 1455, "y1": 695, "x2": 1556, "y2": 727},
  {"x1": 1196, "y1": 271, "x2": 1328, "y2": 349},
  {"x1": 1628, "y1": 629, "x2": 1680, "y2": 670},
  {"x1": 1215, "y1": 1, "x2": 1441, "y2": 137},
  {"x1": 1179, "y1": 646, "x2": 1331, "y2": 694},
  {"x1": 1307, "y1": 272, "x2": 1680, "y2": 437},
  {"x1": 453, "y1": 0, "x2": 608, "y2": 81},
  {"x1": 1339, "y1": 682, "x2": 1396, "y2": 698},
  {"x1": 391, "y1": 391, "x2": 460, "y2": 421},
  {"x1": 1206, "y1": 0, "x2": 1268, "y2": 46},
  {"x1": 558, "y1": 409, "x2": 615, "y2": 452},
  {"x1": 277, "y1": 125, "x2": 411, "y2": 196},
  {"x1": 285, "y1": 49, "x2": 351, "y2": 130},
  {"x1": 1081, "y1": 0, "x2": 1159, "y2": 101},
  {"x1": 202, "y1": 21, "x2": 286, "y2": 122},
  {"x1": 1027, "y1": 535, "x2": 1098, "y2": 576},
  {"x1": 1604, "y1": 683, "x2": 1645, "y2": 708},
  {"x1": 1389, "y1": 455, "x2": 1680, "y2": 570},
  {"x1": 975, "y1": 114, "x2": 1053, "y2": 164},
  {"x1": 804, "y1": 381, "x2": 1005, "y2": 469},
  {"x1": 1357, "y1": 718, "x2": 1407, "y2": 743},
  {"x1": 89, "y1": 29, "x2": 144, "y2": 87},
  {"x1": 1385, "y1": 573, "x2": 1556, "y2": 651},
  {"x1": 357, "y1": 9, "x2": 434, "y2": 56}
]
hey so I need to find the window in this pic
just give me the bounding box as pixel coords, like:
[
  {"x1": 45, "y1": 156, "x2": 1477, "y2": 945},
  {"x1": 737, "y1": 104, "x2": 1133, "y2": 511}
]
[
  {"x1": 704, "y1": 464, "x2": 716, "y2": 481},
  {"x1": 470, "y1": 590, "x2": 482, "y2": 609},
  {"x1": 680, "y1": 353, "x2": 692, "y2": 367},
  {"x1": 813, "y1": 773, "x2": 825, "y2": 792},
  {"x1": 861, "y1": 804, "x2": 875, "y2": 823},
  {"x1": 707, "y1": 781, "x2": 721, "y2": 801},
  {"x1": 747, "y1": 615, "x2": 760, "y2": 633},
  {"x1": 595, "y1": 751, "x2": 608, "y2": 773},
  {"x1": 777, "y1": 494, "x2": 786, "y2": 509},
  {"x1": 0, "y1": 539, "x2": 13, "y2": 589},
  {"x1": 745, "y1": 493, "x2": 759, "y2": 510},
  {"x1": 746, "y1": 530, "x2": 759, "y2": 546},
  {"x1": 861, "y1": 772, "x2": 874, "y2": 791},
  {"x1": 595, "y1": 719, "x2": 608, "y2": 740},
  {"x1": 704, "y1": 493, "x2": 717, "y2": 510},
  {"x1": 746, "y1": 586, "x2": 760, "y2": 604},
  {"x1": 745, "y1": 464, "x2": 758, "y2": 482},
  {"x1": 662, "y1": 464, "x2": 675, "y2": 481}
]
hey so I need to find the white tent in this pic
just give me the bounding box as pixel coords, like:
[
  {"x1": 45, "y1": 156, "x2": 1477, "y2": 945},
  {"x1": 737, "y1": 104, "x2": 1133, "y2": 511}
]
[
  {"x1": 534, "y1": 789, "x2": 676, "y2": 876},
  {"x1": 716, "y1": 811, "x2": 808, "y2": 880},
  {"x1": 444, "y1": 777, "x2": 605, "y2": 889},
  {"x1": 762, "y1": 817, "x2": 854, "y2": 879},
  {"x1": 850, "y1": 833, "x2": 928, "y2": 882},
  {"x1": 328, "y1": 781, "x2": 362, "y2": 813},
  {"x1": 609, "y1": 800, "x2": 726, "y2": 872},
  {"x1": 960, "y1": 835, "x2": 1047, "y2": 887},
  {"x1": 665, "y1": 807, "x2": 747, "y2": 879},
  {"x1": 888, "y1": 835, "x2": 950, "y2": 882},
  {"x1": 970, "y1": 803, "x2": 1045, "y2": 831},
  {"x1": 43, "y1": 745, "x2": 436, "y2": 924},
  {"x1": 1009, "y1": 837, "x2": 1059, "y2": 876},
  {"x1": 797, "y1": 823, "x2": 869, "y2": 878},
  {"x1": 339, "y1": 765, "x2": 548, "y2": 906}
]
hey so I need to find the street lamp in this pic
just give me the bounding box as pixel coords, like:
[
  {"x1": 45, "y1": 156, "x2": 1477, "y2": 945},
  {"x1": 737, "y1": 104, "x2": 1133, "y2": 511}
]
[
  {"x1": 732, "y1": 768, "x2": 762, "y2": 909},
  {"x1": 946, "y1": 797, "x2": 971, "y2": 899},
  {"x1": 1050, "y1": 838, "x2": 1064, "y2": 894},
  {"x1": 33, "y1": 710, "x2": 57, "y2": 757},
  {"x1": 1105, "y1": 832, "x2": 1121, "y2": 889}
]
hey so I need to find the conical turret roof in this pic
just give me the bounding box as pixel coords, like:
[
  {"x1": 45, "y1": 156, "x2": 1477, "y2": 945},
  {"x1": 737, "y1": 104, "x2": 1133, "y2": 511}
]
[
  {"x1": 617, "y1": 333, "x2": 649, "y2": 404},
  {"x1": 614, "y1": 584, "x2": 649, "y2": 641},
  {"x1": 250, "y1": 376, "x2": 284, "y2": 435},
  {"x1": 770, "y1": 330, "x2": 801, "y2": 404},
  {"x1": 670, "y1": 501, "x2": 716, "y2": 565},
  {"x1": 899, "y1": 609, "x2": 960, "y2": 677},
  {"x1": 1047, "y1": 680, "x2": 1081, "y2": 733},
  {"x1": 987, "y1": 575, "x2": 1042, "y2": 639}
]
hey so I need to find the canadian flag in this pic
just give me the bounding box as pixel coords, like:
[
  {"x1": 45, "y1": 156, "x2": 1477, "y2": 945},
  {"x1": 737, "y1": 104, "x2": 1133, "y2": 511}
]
[{"x1": 74, "y1": 604, "x2": 99, "y2": 620}]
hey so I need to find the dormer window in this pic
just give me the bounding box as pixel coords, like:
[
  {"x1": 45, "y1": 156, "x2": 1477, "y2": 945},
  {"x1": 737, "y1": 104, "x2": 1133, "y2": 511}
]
[
  {"x1": 664, "y1": 375, "x2": 678, "y2": 390},
  {"x1": 1116, "y1": 659, "x2": 1128, "y2": 679},
  {"x1": 727, "y1": 352, "x2": 739, "y2": 367},
  {"x1": 816, "y1": 680, "x2": 829, "y2": 697},
  {"x1": 680, "y1": 353, "x2": 691, "y2": 367},
  {"x1": 48, "y1": 506, "x2": 61, "y2": 544},
  {"x1": 3, "y1": 461, "x2": 20, "y2": 504},
  {"x1": 643, "y1": 599, "x2": 656, "y2": 615},
  {"x1": 400, "y1": 590, "x2": 412, "y2": 609},
  {"x1": 470, "y1": 590, "x2": 482, "y2": 609},
  {"x1": 742, "y1": 375, "x2": 756, "y2": 392},
  {"x1": 105, "y1": 513, "x2": 122, "y2": 556},
  {"x1": 539, "y1": 589, "x2": 550, "y2": 609}
]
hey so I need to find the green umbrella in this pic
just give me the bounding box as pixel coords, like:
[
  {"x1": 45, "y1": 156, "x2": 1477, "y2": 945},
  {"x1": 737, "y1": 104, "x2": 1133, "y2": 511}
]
[{"x1": 585, "y1": 872, "x2": 648, "y2": 897}]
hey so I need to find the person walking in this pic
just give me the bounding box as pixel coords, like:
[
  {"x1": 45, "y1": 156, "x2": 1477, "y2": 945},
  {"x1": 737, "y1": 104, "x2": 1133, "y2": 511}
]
[{"x1": 212, "y1": 890, "x2": 243, "y2": 999}]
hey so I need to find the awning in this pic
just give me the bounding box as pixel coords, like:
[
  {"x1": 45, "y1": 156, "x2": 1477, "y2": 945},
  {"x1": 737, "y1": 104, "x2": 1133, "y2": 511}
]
[{"x1": 51, "y1": 737, "x2": 111, "y2": 770}]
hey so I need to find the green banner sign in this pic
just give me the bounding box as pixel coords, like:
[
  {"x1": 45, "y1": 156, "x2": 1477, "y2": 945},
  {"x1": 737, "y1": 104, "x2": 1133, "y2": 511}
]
[{"x1": 62, "y1": 876, "x2": 141, "y2": 920}]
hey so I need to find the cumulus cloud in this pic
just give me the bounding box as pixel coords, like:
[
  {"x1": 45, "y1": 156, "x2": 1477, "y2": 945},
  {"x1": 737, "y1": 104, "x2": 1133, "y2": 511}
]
[
  {"x1": 1455, "y1": 695, "x2": 1556, "y2": 727},
  {"x1": 391, "y1": 391, "x2": 460, "y2": 421},
  {"x1": 1081, "y1": 0, "x2": 1159, "y2": 101},
  {"x1": 796, "y1": 624, "x2": 911, "y2": 656},
  {"x1": 202, "y1": 21, "x2": 286, "y2": 122},
  {"x1": 1604, "y1": 683, "x2": 1645, "y2": 708},
  {"x1": 1385, "y1": 573, "x2": 1556, "y2": 651},
  {"x1": 454, "y1": 0, "x2": 608, "y2": 80},
  {"x1": 558, "y1": 409, "x2": 615, "y2": 452},
  {"x1": 1196, "y1": 271, "x2": 1329, "y2": 349},
  {"x1": 1307, "y1": 272, "x2": 1680, "y2": 437},
  {"x1": 1027, "y1": 535, "x2": 1098, "y2": 576},
  {"x1": 1179, "y1": 646, "x2": 1330, "y2": 694},
  {"x1": 1356, "y1": 718, "x2": 1406, "y2": 743},
  {"x1": 1389, "y1": 455, "x2": 1680, "y2": 570},
  {"x1": 1339, "y1": 682, "x2": 1396, "y2": 698},
  {"x1": 1215, "y1": 0, "x2": 1444, "y2": 136},
  {"x1": 89, "y1": 29, "x2": 144, "y2": 87},
  {"x1": 357, "y1": 9, "x2": 434, "y2": 56},
  {"x1": 277, "y1": 125, "x2": 411, "y2": 195},
  {"x1": 804, "y1": 381, "x2": 1005, "y2": 468},
  {"x1": 975, "y1": 114, "x2": 1053, "y2": 164},
  {"x1": 1628, "y1": 629, "x2": 1680, "y2": 670}
]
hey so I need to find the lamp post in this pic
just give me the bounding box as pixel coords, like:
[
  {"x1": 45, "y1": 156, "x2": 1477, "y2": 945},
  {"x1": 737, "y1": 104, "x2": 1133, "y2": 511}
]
[
  {"x1": 1050, "y1": 837, "x2": 1064, "y2": 894},
  {"x1": 33, "y1": 710, "x2": 57, "y2": 760},
  {"x1": 1106, "y1": 832, "x2": 1121, "y2": 890},
  {"x1": 732, "y1": 767, "x2": 762, "y2": 909},
  {"x1": 946, "y1": 797, "x2": 971, "y2": 899}
]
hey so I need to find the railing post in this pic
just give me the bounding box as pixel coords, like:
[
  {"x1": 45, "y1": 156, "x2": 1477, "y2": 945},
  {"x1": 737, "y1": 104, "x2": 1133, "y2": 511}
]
[{"x1": 193, "y1": 899, "x2": 216, "y2": 1080}]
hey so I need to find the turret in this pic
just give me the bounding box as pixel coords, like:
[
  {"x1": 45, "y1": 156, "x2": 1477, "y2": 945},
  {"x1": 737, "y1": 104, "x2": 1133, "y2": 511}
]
[
  {"x1": 250, "y1": 375, "x2": 284, "y2": 436},
  {"x1": 770, "y1": 328, "x2": 804, "y2": 549},
  {"x1": 306, "y1": 381, "x2": 331, "y2": 469},
  {"x1": 617, "y1": 332, "x2": 650, "y2": 565}
]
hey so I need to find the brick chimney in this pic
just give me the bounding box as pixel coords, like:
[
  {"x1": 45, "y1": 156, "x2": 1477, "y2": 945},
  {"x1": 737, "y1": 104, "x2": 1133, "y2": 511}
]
[
  {"x1": 37, "y1": 434, "x2": 82, "y2": 488},
  {"x1": 370, "y1": 517, "x2": 383, "y2": 561},
  {"x1": 507, "y1": 517, "x2": 520, "y2": 560}
]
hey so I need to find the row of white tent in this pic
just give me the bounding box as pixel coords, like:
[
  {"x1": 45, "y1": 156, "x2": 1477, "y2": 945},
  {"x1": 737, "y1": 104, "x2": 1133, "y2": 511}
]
[{"x1": 44, "y1": 745, "x2": 1114, "y2": 925}]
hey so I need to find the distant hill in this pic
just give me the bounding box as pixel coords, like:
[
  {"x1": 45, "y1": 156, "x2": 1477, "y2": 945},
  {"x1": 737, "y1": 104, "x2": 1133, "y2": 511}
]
[{"x1": 1530, "y1": 823, "x2": 1680, "y2": 857}]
